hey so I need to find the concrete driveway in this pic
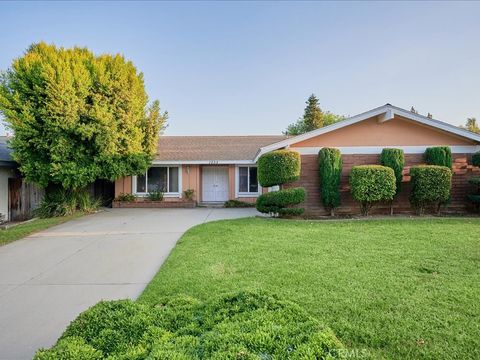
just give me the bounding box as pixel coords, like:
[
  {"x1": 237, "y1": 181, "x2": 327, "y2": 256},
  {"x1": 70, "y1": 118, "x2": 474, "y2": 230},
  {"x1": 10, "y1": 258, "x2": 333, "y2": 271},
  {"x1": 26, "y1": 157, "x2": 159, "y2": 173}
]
[{"x1": 0, "y1": 207, "x2": 258, "y2": 360}]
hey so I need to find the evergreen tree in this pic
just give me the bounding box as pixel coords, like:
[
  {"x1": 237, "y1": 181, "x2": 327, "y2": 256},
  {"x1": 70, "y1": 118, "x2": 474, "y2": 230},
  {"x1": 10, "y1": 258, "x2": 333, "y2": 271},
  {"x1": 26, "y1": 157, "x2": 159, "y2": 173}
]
[
  {"x1": 302, "y1": 94, "x2": 324, "y2": 131},
  {"x1": 284, "y1": 94, "x2": 344, "y2": 135}
]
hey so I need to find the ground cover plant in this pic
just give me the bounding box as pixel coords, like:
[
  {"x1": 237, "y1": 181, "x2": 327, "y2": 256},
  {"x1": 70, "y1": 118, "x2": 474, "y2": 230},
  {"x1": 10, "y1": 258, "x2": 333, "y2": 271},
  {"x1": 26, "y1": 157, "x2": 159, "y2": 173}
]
[
  {"x1": 34, "y1": 291, "x2": 346, "y2": 359},
  {"x1": 36, "y1": 188, "x2": 100, "y2": 218},
  {"x1": 141, "y1": 217, "x2": 480, "y2": 360}
]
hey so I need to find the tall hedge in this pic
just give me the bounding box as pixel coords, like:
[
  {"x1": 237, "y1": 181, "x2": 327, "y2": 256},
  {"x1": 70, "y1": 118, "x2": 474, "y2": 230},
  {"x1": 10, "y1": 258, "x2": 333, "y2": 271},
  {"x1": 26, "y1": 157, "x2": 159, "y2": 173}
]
[
  {"x1": 349, "y1": 165, "x2": 396, "y2": 216},
  {"x1": 409, "y1": 165, "x2": 452, "y2": 214},
  {"x1": 380, "y1": 148, "x2": 404, "y2": 195},
  {"x1": 318, "y1": 148, "x2": 342, "y2": 216},
  {"x1": 425, "y1": 146, "x2": 452, "y2": 168},
  {"x1": 472, "y1": 151, "x2": 480, "y2": 167},
  {"x1": 257, "y1": 150, "x2": 301, "y2": 187}
]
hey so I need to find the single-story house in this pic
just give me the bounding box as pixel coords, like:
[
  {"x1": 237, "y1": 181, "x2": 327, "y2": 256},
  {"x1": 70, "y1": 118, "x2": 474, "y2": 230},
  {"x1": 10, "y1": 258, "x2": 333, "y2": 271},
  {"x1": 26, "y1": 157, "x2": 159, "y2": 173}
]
[{"x1": 114, "y1": 104, "x2": 480, "y2": 214}]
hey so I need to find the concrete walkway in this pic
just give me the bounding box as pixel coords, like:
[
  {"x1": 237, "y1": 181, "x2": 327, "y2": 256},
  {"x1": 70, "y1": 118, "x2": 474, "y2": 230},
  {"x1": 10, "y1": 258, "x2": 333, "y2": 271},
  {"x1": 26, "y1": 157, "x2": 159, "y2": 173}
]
[{"x1": 0, "y1": 208, "x2": 258, "y2": 360}]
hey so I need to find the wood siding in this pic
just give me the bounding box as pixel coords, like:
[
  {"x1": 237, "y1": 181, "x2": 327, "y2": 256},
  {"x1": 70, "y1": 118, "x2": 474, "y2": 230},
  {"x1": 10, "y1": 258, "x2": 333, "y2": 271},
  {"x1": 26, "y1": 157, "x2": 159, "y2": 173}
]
[{"x1": 8, "y1": 178, "x2": 44, "y2": 221}]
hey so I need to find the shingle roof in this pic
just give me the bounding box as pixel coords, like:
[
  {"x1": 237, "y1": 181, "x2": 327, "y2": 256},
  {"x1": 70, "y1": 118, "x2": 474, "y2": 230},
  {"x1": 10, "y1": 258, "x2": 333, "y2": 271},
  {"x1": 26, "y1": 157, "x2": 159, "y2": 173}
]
[
  {"x1": 155, "y1": 135, "x2": 287, "y2": 162},
  {"x1": 0, "y1": 137, "x2": 15, "y2": 166}
]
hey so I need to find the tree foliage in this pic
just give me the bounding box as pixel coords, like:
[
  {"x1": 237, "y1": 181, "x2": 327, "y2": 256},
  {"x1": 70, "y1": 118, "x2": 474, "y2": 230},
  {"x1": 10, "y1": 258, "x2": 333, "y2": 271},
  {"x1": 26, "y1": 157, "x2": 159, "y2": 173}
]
[
  {"x1": 318, "y1": 147, "x2": 342, "y2": 215},
  {"x1": 0, "y1": 43, "x2": 167, "y2": 189},
  {"x1": 285, "y1": 94, "x2": 344, "y2": 135},
  {"x1": 462, "y1": 117, "x2": 479, "y2": 134}
]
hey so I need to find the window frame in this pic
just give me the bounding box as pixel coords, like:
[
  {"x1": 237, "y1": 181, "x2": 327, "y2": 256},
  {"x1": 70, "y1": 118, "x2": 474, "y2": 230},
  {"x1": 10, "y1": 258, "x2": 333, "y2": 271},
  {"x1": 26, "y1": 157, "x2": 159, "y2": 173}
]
[
  {"x1": 132, "y1": 165, "x2": 182, "y2": 197},
  {"x1": 235, "y1": 165, "x2": 261, "y2": 197}
]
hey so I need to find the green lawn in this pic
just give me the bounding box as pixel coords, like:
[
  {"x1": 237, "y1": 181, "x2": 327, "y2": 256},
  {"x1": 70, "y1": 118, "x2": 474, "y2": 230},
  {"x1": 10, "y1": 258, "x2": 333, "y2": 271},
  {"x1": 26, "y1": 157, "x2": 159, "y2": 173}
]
[
  {"x1": 140, "y1": 217, "x2": 480, "y2": 360},
  {"x1": 0, "y1": 212, "x2": 84, "y2": 246}
]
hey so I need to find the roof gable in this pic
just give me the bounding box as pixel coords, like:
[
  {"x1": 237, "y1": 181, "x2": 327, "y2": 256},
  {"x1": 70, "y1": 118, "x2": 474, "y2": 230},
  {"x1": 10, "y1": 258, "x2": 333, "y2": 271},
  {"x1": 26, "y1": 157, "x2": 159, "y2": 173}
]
[{"x1": 255, "y1": 104, "x2": 480, "y2": 160}]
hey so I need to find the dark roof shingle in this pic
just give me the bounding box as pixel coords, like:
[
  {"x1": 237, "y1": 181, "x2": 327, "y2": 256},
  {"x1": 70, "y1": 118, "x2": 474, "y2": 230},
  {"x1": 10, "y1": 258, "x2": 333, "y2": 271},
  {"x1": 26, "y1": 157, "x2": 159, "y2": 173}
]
[{"x1": 155, "y1": 135, "x2": 287, "y2": 161}]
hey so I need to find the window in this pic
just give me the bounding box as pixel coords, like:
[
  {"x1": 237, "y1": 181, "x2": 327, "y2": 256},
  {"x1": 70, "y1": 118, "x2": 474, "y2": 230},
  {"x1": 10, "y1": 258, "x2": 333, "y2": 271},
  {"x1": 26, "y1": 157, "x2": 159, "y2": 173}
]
[
  {"x1": 135, "y1": 166, "x2": 180, "y2": 194},
  {"x1": 238, "y1": 166, "x2": 259, "y2": 194}
]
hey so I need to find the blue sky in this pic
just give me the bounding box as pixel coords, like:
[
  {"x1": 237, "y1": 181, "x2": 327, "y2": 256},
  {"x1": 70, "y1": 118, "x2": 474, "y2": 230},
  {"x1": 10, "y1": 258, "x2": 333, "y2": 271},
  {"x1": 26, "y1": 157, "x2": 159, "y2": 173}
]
[{"x1": 1, "y1": 1, "x2": 479, "y2": 135}]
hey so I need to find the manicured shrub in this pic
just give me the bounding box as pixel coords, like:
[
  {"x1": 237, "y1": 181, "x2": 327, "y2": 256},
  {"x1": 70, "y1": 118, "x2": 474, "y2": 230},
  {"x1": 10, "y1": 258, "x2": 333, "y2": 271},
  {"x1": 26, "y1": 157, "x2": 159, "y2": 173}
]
[
  {"x1": 34, "y1": 291, "x2": 346, "y2": 359},
  {"x1": 224, "y1": 199, "x2": 255, "y2": 208},
  {"x1": 380, "y1": 148, "x2": 405, "y2": 215},
  {"x1": 256, "y1": 188, "x2": 306, "y2": 216},
  {"x1": 409, "y1": 165, "x2": 452, "y2": 214},
  {"x1": 425, "y1": 146, "x2": 452, "y2": 168},
  {"x1": 472, "y1": 151, "x2": 480, "y2": 167},
  {"x1": 257, "y1": 150, "x2": 301, "y2": 187},
  {"x1": 318, "y1": 147, "x2": 342, "y2": 216},
  {"x1": 380, "y1": 148, "x2": 405, "y2": 194},
  {"x1": 349, "y1": 165, "x2": 396, "y2": 216}
]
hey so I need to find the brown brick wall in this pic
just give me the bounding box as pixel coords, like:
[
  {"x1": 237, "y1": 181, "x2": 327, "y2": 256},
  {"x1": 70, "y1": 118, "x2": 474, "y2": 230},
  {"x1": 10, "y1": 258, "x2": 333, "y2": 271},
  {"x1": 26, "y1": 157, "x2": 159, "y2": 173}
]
[{"x1": 285, "y1": 153, "x2": 480, "y2": 216}]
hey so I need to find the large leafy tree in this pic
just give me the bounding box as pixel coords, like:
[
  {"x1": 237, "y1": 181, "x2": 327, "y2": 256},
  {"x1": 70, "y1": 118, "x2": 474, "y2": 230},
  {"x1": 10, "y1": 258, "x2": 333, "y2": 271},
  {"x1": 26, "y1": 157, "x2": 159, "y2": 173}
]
[
  {"x1": 285, "y1": 94, "x2": 344, "y2": 135},
  {"x1": 0, "y1": 43, "x2": 167, "y2": 189}
]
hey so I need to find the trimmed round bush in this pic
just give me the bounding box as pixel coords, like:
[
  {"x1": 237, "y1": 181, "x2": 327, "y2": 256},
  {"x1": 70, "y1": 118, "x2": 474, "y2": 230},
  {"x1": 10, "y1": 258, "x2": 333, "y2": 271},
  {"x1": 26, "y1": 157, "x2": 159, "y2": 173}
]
[
  {"x1": 409, "y1": 165, "x2": 452, "y2": 214},
  {"x1": 425, "y1": 146, "x2": 452, "y2": 168},
  {"x1": 34, "y1": 291, "x2": 346, "y2": 359},
  {"x1": 257, "y1": 150, "x2": 301, "y2": 187},
  {"x1": 349, "y1": 165, "x2": 396, "y2": 215},
  {"x1": 472, "y1": 151, "x2": 480, "y2": 167},
  {"x1": 256, "y1": 187, "x2": 306, "y2": 216},
  {"x1": 318, "y1": 147, "x2": 342, "y2": 216}
]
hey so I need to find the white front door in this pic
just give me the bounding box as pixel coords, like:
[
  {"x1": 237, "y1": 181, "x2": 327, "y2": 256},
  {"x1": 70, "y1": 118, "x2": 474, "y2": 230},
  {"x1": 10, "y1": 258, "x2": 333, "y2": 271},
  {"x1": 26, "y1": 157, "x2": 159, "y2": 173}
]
[{"x1": 202, "y1": 167, "x2": 229, "y2": 202}]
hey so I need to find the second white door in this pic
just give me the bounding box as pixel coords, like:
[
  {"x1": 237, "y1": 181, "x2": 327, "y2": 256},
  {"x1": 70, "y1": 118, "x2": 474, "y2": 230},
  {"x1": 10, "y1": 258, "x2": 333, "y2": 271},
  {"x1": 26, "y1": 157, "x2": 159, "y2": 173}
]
[{"x1": 202, "y1": 167, "x2": 229, "y2": 202}]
